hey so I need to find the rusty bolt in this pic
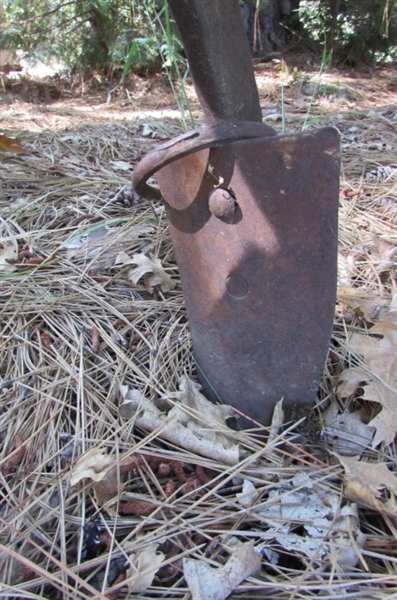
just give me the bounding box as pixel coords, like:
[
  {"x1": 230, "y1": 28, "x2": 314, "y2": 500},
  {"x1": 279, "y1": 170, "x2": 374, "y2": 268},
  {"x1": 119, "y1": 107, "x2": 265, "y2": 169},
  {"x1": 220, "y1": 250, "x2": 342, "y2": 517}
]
[{"x1": 208, "y1": 188, "x2": 236, "y2": 222}]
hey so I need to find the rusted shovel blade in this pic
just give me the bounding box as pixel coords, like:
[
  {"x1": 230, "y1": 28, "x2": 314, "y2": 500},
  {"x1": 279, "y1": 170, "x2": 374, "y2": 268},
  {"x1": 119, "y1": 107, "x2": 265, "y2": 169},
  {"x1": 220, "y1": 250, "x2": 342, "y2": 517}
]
[
  {"x1": 133, "y1": 0, "x2": 340, "y2": 426},
  {"x1": 157, "y1": 126, "x2": 340, "y2": 425}
]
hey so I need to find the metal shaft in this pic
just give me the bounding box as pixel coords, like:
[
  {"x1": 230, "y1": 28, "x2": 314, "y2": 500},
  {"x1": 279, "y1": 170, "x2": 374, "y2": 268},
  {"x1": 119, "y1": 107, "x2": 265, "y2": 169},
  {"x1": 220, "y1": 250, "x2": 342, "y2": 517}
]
[{"x1": 168, "y1": 0, "x2": 262, "y2": 124}]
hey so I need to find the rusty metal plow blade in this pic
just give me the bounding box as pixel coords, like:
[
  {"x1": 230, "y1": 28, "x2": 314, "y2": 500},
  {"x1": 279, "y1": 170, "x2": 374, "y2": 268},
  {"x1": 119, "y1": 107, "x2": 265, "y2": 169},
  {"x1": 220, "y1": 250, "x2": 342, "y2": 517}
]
[{"x1": 133, "y1": 0, "x2": 340, "y2": 426}]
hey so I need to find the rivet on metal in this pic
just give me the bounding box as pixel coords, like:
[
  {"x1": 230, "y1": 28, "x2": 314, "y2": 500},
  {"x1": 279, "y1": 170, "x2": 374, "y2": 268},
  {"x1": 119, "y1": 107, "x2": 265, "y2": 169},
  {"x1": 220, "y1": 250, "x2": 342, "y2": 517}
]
[
  {"x1": 226, "y1": 274, "x2": 249, "y2": 299},
  {"x1": 208, "y1": 188, "x2": 237, "y2": 222}
]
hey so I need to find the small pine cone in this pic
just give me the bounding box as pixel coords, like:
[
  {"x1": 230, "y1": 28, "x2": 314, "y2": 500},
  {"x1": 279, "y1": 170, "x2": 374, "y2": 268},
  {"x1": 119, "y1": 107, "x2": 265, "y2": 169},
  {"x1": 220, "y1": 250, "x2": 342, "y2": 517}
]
[
  {"x1": 157, "y1": 462, "x2": 171, "y2": 477},
  {"x1": 99, "y1": 532, "x2": 113, "y2": 552},
  {"x1": 40, "y1": 331, "x2": 52, "y2": 350},
  {"x1": 183, "y1": 477, "x2": 201, "y2": 494},
  {"x1": 171, "y1": 460, "x2": 187, "y2": 484},
  {"x1": 164, "y1": 479, "x2": 175, "y2": 497},
  {"x1": 17, "y1": 250, "x2": 35, "y2": 260},
  {"x1": 195, "y1": 465, "x2": 211, "y2": 485},
  {"x1": 26, "y1": 256, "x2": 45, "y2": 265},
  {"x1": 119, "y1": 456, "x2": 142, "y2": 474},
  {"x1": 120, "y1": 499, "x2": 156, "y2": 516},
  {"x1": 112, "y1": 314, "x2": 139, "y2": 327},
  {"x1": 91, "y1": 327, "x2": 100, "y2": 353},
  {"x1": 3, "y1": 435, "x2": 26, "y2": 473},
  {"x1": 21, "y1": 563, "x2": 35, "y2": 581},
  {"x1": 146, "y1": 455, "x2": 162, "y2": 468}
]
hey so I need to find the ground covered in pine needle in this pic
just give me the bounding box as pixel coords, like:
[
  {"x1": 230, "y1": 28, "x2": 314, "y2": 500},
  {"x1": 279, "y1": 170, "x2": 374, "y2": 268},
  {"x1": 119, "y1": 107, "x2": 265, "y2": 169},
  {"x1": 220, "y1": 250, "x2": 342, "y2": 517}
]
[{"x1": 0, "y1": 63, "x2": 397, "y2": 599}]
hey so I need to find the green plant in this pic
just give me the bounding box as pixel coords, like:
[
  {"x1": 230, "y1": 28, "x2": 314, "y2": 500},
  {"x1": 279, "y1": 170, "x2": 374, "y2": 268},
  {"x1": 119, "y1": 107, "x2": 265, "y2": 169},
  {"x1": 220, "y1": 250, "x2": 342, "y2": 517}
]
[
  {"x1": 273, "y1": 58, "x2": 289, "y2": 134},
  {"x1": 302, "y1": 42, "x2": 333, "y2": 130},
  {"x1": 107, "y1": 37, "x2": 154, "y2": 103},
  {"x1": 298, "y1": 0, "x2": 397, "y2": 64},
  {"x1": 142, "y1": 0, "x2": 194, "y2": 130}
]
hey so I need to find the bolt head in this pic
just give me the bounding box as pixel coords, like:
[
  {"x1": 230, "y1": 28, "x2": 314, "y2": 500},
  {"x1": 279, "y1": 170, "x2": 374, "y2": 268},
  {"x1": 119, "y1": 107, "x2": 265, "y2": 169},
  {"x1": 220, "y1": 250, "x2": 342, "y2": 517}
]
[{"x1": 208, "y1": 188, "x2": 236, "y2": 222}]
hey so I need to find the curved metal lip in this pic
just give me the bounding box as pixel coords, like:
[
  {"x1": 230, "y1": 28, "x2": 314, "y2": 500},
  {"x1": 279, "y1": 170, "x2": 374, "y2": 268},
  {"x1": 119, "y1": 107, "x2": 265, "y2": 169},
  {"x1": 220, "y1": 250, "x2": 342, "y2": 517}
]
[{"x1": 132, "y1": 121, "x2": 276, "y2": 201}]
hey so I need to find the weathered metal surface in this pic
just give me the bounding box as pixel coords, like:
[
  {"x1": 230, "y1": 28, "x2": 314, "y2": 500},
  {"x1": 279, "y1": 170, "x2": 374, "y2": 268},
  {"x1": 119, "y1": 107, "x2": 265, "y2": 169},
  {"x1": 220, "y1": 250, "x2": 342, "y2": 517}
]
[
  {"x1": 156, "y1": 127, "x2": 340, "y2": 425},
  {"x1": 132, "y1": 0, "x2": 340, "y2": 425}
]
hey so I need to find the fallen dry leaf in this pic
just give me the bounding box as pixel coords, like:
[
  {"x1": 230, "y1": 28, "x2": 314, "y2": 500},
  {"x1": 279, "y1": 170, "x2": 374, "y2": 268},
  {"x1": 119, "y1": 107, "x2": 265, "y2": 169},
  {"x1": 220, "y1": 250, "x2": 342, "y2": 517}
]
[
  {"x1": 267, "y1": 398, "x2": 284, "y2": 449},
  {"x1": 168, "y1": 376, "x2": 237, "y2": 446},
  {"x1": 0, "y1": 244, "x2": 18, "y2": 273},
  {"x1": 355, "y1": 379, "x2": 397, "y2": 448},
  {"x1": 323, "y1": 402, "x2": 374, "y2": 456},
  {"x1": 256, "y1": 472, "x2": 365, "y2": 569},
  {"x1": 236, "y1": 479, "x2": 258, "y2": 507},
  {"x1": 70, "y1": 448, "x2": 123, "y2": 507},
  {"x1": 335, "y1": 453, "x2": 397, "y2": 515},
  {"x1": 337, "y1": 287, "x2": 390, "y2": 322},
  {"x1": 141, "y1": 123, "x2": 158, "y2": 137},
  {"x1": 336, "y1": 366, "x2": 366, "y2": 399},
  {"x1": 119, "y1": 376, "x2": 239, "y2": 465},
  {"x1": 109, "y1": 160, "x2": 132, "y2": 171},
  {"x1": 183, "y1": 541, "x2": 261, "y2": 600},
  {"x1": 119, "y1": 386, "x2": 147, "y2": 418},
  {"x1": 0, "y1": 133, "x2": 23, "y2": 154},
  {"x1": 125, "y1": 542, "x2": 165, "y2": 593},
  {"x1": 337, "y1": 235, "x2": 396, "y2": 301},
  {"x1": 337, "y1": 253, "x2": 356, "y2": 287},
  {"x1": 65, "y1": 224, "x2": 111, "y2": 260},
  {"x1": 127, "y1": 252, "x2": 175, "y2": 292},
  {"x1": 115, "y1": 250, "x2": 133, "y2": 265},
  {"x1": 367, "y1": 236, "x2": 397, "y2": 276},
  {"x1": 337, "y1": 311, "x2": 397, "y2": 447}
]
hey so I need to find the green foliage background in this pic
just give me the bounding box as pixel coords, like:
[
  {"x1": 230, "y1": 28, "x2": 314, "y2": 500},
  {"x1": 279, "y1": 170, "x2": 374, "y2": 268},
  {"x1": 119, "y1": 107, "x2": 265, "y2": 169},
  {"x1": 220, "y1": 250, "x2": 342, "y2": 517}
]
[
  {"x1": 298, "y1": 0, "x2": 397, "y2": 63},
  {"x1": 0, "y1": 0, "x2": 168, "y2": 73},
  {"x1": 1, "y1": 0, "x2": 396, "y2": 74}
]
